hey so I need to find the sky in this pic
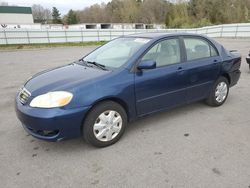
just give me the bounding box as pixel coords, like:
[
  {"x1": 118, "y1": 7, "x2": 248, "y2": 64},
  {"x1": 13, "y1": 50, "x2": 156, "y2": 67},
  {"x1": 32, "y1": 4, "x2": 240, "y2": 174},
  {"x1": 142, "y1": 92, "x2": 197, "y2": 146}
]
[{"x1": 1, "y1": 0, "x2": 111, "y2": 14}]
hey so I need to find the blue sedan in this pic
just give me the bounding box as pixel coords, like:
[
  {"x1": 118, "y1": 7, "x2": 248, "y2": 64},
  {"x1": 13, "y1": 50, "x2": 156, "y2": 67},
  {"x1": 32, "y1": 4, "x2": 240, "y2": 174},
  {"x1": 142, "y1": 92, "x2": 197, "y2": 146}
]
[{"x1": 15, "y1": 33, "x2": 241, "y2": 147}]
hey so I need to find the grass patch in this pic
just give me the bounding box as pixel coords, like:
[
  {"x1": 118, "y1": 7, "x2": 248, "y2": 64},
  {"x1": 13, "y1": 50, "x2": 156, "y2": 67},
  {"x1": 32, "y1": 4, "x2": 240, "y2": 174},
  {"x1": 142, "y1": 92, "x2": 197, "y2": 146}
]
[{"x1": 0, "y1": 41, "x2": 106, "y2": 50}]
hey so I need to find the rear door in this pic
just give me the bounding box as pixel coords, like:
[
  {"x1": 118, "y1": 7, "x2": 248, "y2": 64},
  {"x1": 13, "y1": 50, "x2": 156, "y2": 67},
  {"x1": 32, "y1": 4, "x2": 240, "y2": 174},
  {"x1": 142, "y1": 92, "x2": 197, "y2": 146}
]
[{"x1": 182, "y1": 37, "x2": 221, "y2": 102}]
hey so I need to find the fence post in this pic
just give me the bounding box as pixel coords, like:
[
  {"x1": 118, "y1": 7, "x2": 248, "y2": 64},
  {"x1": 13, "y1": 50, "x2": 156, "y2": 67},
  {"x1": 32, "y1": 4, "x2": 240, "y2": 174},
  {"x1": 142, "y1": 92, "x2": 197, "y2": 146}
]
[
  {"x1": 235, "y1": 24, "x2": 239, "y2": 38},
  {"x1": 81, "y1": 28, "x2": 84, "y2": 42},
  {"x1": 97, "y1": 29, "x2": 100, "y2": 41},
  {"x1": 65, "y1": 29, "x2": 68, "y2": 42},
  {"x1": 26, "y1": 30, "x2": 30, "y2": 44},
  {"x1": 3, "y1": 29, "x2": 8, "y2": 45},
  {"x1": 46, "y1": 29, "x2": 50, "y2": 43},
  {"x1": 109, "y1": 29, "x2": 112, "y2": 40},
  {"x1": 220, "y1": 25, "x2": 224, "y2": 38}
]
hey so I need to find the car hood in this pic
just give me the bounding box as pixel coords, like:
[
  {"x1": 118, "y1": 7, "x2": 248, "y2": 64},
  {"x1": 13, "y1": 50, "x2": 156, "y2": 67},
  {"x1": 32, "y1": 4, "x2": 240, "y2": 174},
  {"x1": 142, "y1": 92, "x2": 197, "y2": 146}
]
[{"x1": 25, "y1": 63, "x2": 110, "y2": 96}]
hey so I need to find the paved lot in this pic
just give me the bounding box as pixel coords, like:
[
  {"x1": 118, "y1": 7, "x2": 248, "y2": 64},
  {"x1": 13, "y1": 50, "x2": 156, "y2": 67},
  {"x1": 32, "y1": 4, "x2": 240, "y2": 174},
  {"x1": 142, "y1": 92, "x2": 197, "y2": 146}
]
[{"x1": 0, "y1": 39, "x2": 250, "y2": 188}]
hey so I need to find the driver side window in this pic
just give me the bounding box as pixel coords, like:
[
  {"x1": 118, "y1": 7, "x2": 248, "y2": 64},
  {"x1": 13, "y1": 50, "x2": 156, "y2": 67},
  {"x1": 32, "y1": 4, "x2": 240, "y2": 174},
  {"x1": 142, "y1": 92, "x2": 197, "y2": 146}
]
[{"x1": 142, "y1": 38, "x2": 181, "y2": 67}]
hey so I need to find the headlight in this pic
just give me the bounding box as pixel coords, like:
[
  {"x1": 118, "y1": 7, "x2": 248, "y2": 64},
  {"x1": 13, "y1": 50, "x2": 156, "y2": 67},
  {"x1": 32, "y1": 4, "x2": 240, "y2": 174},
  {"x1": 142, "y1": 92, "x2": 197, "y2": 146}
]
[{"x1": 30, "y1": 91, "x2": 73, "y2": 108}]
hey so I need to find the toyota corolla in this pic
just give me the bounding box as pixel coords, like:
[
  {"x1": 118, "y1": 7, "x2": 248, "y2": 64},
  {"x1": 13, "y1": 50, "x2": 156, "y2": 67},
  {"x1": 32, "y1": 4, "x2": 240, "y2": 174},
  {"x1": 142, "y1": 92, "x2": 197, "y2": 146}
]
[{"x1": 15, "y1": 33, "x2": 241, "y2": 147}]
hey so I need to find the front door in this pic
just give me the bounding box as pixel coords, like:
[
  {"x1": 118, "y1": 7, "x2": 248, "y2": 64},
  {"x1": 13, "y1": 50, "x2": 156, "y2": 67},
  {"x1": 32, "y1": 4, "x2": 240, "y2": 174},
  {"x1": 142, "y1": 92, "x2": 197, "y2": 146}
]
[{"x1": 135, "y1": 38, "x2": 189, "y2": 116}]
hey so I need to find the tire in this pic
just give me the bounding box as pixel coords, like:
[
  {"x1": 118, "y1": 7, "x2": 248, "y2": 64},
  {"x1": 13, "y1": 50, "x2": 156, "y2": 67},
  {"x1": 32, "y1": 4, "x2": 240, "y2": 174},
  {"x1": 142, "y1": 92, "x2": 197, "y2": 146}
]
[
  {"x1": 206, "y1": 77, "x2": 229, "y2": 107},
  {"x1": 83, "y1": 101, "x2": 127, "y2": 147}
]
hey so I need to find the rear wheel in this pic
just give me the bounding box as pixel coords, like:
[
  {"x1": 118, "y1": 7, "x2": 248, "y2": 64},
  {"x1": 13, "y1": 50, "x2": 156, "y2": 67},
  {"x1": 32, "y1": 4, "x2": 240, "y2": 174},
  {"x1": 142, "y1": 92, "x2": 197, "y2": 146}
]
[
  {"x1": 206, "y1": 77, "x2": 229, "y2": 107},
  {"x1": 83, "y1": 101, "x2": 127, "y2": 147}
]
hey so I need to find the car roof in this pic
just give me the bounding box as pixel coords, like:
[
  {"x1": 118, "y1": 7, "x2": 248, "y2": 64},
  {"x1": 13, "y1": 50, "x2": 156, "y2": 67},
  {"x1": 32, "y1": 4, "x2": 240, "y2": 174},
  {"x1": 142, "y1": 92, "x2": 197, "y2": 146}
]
[
  {"x1": 126, "y1": 32, "x2": 206, "y2": 39},
  {"x1": 125, "y1": 32, "x2": 222, "y2": 49}
]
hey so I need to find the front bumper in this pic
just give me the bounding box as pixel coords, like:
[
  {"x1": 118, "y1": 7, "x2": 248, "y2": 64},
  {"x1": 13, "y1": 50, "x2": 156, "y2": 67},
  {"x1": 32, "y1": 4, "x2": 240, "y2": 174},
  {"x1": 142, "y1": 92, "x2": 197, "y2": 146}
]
[{"x1": 15, "y1": 99, "x2": 91, "y2": 141}]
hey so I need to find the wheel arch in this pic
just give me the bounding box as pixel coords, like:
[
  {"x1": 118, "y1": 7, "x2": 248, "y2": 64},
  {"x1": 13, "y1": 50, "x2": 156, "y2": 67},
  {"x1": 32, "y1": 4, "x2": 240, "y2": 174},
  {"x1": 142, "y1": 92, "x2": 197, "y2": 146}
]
[
  {"x1": 221, "y1": 73, "x2": 231, "y2": 85},
  {"x1": 92, "y1": 97, "x2": 129, "y2": 117},
  {"x1": 80, "y1": 97, "x2": 130, "y2": 134}
]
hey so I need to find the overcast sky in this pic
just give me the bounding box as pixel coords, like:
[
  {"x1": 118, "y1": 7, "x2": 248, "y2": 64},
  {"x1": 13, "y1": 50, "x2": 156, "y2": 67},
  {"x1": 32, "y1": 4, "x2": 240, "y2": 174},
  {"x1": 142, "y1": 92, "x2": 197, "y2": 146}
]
[{"x1": 1, "y1": 0, "x2": 111, "y2": 14}]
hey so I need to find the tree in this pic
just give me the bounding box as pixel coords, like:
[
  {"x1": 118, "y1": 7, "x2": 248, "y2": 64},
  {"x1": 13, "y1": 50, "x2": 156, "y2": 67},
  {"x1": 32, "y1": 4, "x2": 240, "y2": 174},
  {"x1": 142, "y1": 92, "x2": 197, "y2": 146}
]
[
  {"x1": 105, "y1": 0, "x2": 124, "y2": 23},
  {"x1": 32, "y1": 4, "x2": 52, "y2": 24},
  {"x1": 52, "y1": 7, "x2": 62, "y2": 24},
  {"x1": 66, "y1": 9, "x2": 79, "y2": 24},
  {"x1": 78, "y1": 3, "x2": 108, "y2": 23},
  {"x1": 69, "y1": 0, "x2": 250, "y2": 28},
  {"x1": 138, "y1": 0, "x2": 169, "y2": 24},
  {"x1": 120, "y1": 0, "x2": 139, "y2": 23}
]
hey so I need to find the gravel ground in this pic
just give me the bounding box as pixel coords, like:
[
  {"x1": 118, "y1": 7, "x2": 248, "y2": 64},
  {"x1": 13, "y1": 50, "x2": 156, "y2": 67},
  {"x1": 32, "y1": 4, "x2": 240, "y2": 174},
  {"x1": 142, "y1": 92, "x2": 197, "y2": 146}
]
[{"x1": 0, "y1": 38, "x2": 250, "y2": 188}]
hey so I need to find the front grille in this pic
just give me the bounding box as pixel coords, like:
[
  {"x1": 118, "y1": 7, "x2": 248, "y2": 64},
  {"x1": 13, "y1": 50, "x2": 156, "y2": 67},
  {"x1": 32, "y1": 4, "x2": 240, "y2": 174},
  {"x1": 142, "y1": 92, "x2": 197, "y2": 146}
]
[{"x1": 18, "y1": 87, "x2": 31, "y2": 104}]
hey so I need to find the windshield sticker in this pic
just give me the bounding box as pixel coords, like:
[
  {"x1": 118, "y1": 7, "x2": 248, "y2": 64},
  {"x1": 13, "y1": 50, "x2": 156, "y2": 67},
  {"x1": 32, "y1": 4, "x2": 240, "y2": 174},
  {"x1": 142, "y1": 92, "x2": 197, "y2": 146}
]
[{"x1": 134, "y1": 38, "x2": 150, "y2": 44}]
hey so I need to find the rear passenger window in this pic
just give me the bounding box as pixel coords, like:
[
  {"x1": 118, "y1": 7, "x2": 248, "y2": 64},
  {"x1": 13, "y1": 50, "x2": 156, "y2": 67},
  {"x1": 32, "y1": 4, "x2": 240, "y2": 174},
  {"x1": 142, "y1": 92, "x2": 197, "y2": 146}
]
[{"x1": 184, "y1": 38, "x2": 218, "y2": 61}]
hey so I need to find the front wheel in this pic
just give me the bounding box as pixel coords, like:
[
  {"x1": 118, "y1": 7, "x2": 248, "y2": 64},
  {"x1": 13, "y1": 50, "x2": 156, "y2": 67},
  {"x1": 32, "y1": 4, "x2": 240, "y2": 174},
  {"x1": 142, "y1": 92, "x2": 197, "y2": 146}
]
[
  {"x1": 206, "y1": 77, "x2": 229, "y2": 107},
  {"x1": 83, "y1": 101, "x2": 127, "y2": 147}
]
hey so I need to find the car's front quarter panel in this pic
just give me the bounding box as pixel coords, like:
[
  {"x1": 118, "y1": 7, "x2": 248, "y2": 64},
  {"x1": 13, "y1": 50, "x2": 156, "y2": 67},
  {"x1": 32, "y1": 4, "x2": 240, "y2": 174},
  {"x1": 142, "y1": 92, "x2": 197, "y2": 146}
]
[{"x1": 68, "y1": 68, "x2": 137, "y2": 121}]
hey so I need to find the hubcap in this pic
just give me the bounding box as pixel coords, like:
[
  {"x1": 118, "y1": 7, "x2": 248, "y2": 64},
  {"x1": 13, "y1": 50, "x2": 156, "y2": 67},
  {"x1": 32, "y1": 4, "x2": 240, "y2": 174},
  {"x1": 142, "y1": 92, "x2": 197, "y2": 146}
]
[
  {"x1": 93, "y1": 110, "x2": 122, "y2": 142},
  {"x1": 215, "y1": 82, "x2": 228, "y2": 103}
]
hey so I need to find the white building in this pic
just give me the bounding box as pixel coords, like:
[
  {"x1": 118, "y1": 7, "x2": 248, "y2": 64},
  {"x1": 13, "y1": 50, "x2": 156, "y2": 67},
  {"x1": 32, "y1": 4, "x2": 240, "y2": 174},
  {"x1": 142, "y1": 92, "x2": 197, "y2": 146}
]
[{"x1": 0, "y1": 6, "x2": 34, "y2": 28}]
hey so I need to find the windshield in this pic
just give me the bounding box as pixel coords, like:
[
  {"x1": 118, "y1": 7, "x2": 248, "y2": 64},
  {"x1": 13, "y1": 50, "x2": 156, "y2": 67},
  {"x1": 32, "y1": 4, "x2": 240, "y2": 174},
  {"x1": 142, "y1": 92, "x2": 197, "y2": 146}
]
[{"x1": 83, "y1": 37, "x2": 151, "y2": 68}]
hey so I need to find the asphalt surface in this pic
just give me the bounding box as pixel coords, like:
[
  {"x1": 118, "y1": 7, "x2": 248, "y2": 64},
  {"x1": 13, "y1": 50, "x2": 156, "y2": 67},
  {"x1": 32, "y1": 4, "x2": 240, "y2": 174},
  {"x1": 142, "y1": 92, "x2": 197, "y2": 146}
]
[{"x1": 0, "y1": 38, "x2": 250, "y2": 188}]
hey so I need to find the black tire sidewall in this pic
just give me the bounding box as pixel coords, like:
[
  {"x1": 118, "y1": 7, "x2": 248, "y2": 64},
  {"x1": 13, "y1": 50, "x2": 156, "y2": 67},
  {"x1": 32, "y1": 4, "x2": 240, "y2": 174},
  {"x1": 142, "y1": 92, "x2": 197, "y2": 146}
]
[{"x1": 83, "y1": 101, "x2": 127, "y2": 147}]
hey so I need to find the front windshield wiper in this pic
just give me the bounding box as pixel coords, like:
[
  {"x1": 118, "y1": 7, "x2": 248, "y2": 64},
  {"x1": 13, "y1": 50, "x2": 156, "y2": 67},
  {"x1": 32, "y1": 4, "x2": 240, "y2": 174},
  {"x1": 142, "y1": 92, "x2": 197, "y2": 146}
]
[
  {"x1": 77, "y1": 59, "x2": 92, "y2": 67},
  {"x1": 84, "y1": 60, "x2": 108, "y2": 71}
]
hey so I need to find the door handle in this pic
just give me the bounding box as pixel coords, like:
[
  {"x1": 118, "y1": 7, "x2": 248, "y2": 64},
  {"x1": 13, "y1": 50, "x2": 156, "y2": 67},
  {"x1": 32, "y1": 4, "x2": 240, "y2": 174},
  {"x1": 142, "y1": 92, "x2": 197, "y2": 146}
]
[
  {"x1": 177, "y1": 67, "x2": 185, "y2": 74},
  {"x1": 213, "y1": 59, "x2": 218, "y2": 64},
  {"x1": 177, "y1": 67, "x2": 183, "y2": 71}
]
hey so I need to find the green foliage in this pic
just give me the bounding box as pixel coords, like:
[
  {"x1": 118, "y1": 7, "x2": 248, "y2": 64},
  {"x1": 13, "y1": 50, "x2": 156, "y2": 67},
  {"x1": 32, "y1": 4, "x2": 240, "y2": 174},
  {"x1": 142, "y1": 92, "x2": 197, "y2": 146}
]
[
  {"x1": 66, "y1": 9, "x2": 79, "y2": 24},
  {"x1": 66, "y1": 0, "x2": 250, "y2": 28},
  {"x1": 184, "y1": 0, "x2": 250, "y2": 27},
  {"x1": 52, "y1": 7, "x2": 62, "y2": 24},
  {"x1": 167, "y1": 0, "x2": 250, "y2": 28}
]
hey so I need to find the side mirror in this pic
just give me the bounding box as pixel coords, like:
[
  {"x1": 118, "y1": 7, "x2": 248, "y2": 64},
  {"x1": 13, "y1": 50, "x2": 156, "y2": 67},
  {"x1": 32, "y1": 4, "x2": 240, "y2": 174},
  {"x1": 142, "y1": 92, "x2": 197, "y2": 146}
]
[{"x1": 137, "y1": 60, "x2": 156, "y2": 70}]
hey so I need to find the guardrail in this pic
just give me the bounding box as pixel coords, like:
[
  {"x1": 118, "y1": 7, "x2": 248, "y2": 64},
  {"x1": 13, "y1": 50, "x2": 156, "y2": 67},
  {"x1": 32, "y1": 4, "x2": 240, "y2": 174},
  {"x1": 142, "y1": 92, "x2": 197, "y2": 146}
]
[{"x1": 1, "y1": 23, "x2": 250, "y2": 45}]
